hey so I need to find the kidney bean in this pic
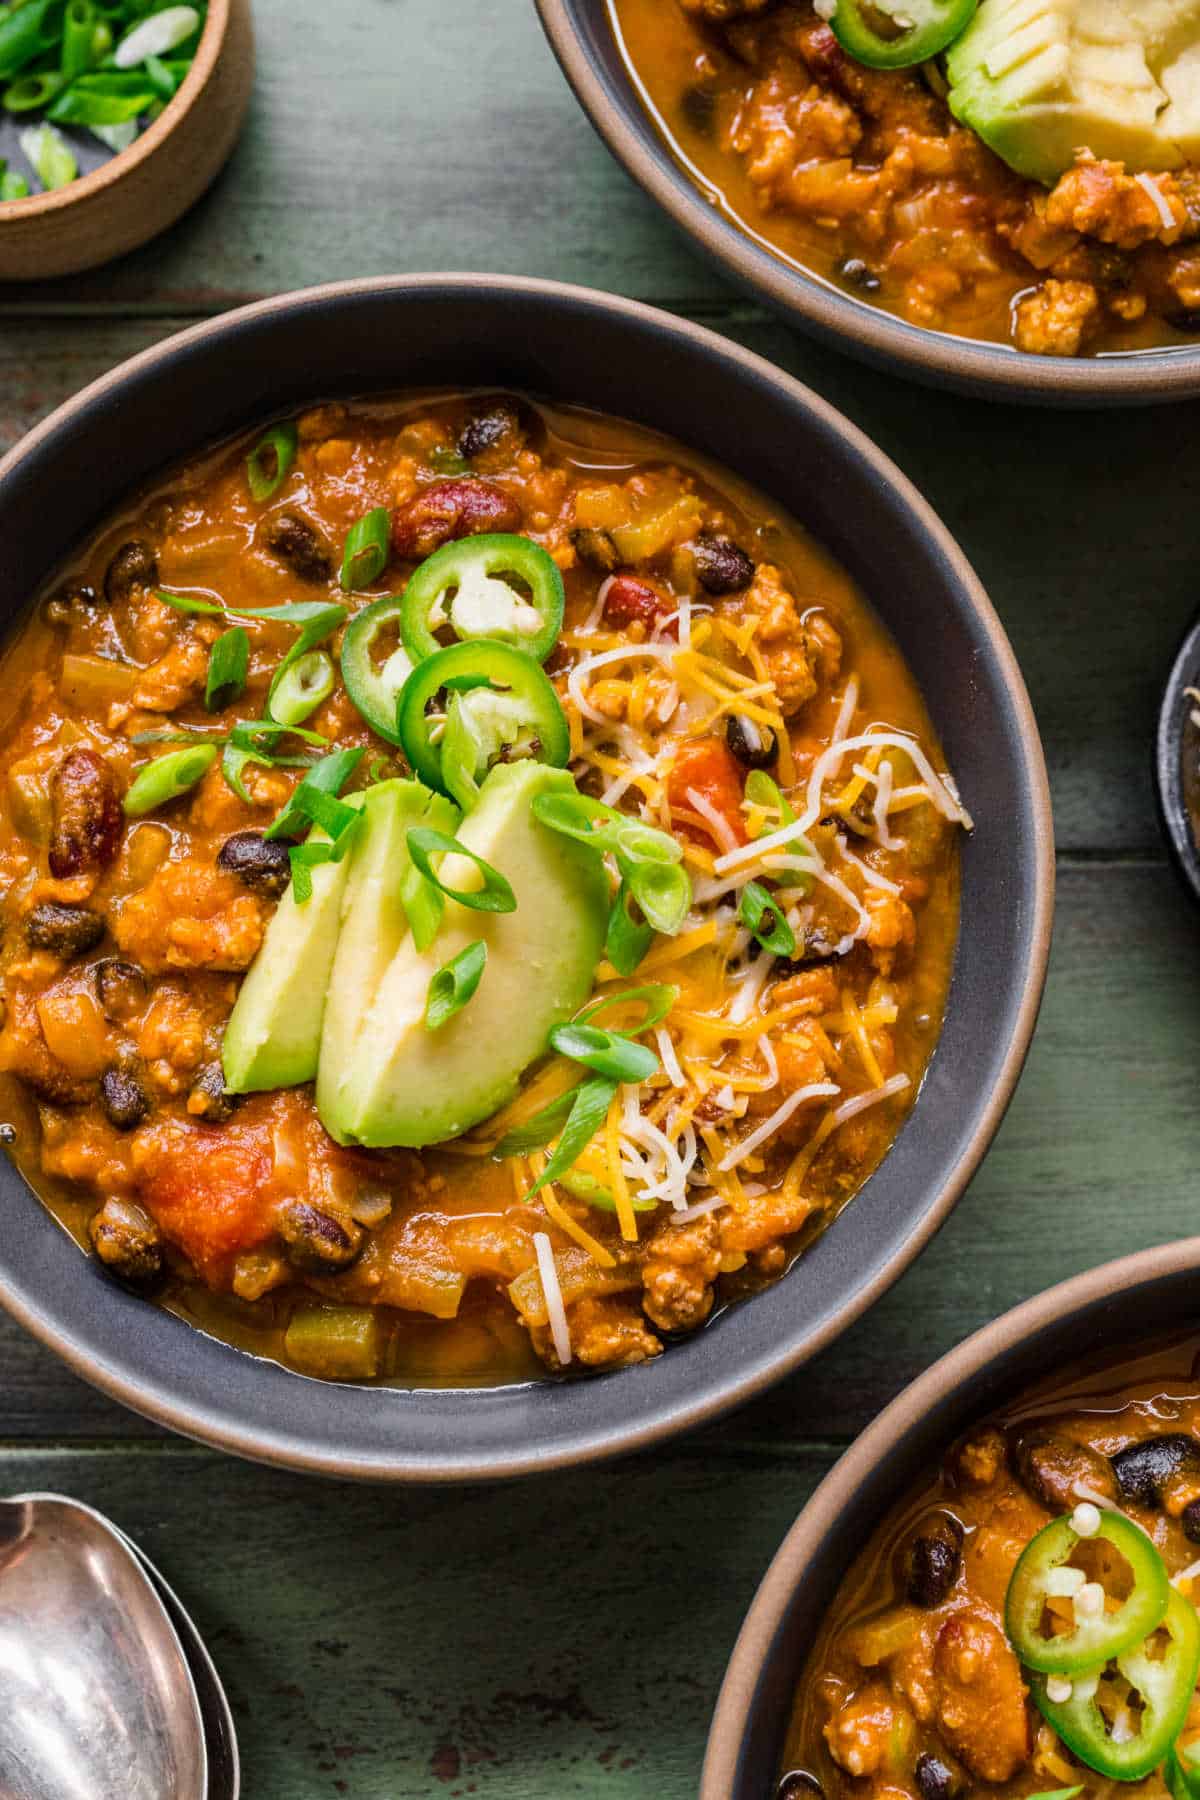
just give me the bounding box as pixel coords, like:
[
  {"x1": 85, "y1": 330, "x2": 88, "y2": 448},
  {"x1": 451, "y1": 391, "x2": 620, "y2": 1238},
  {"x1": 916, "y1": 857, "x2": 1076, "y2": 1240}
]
[
  {"x1": 601, "y1": 574, "x2": 671, "y2": 630},
  {"x1": 104, "y1": 540, "x2": 158, "y2": 605},
  {"x1": 25, "y1": 903, "x2": 105, "y2": 957},
  {"x1": 217, "y1": 831, "x2": 292, "y2": 897},
  {"x1": 390, "y1": 479, "x2": 521, "y2": 561},
  {"x1": 48, "y1": 748, "x2": 122, "y2": 879},
  {"x1": 259, "y1": 511, "x2": 333, "y2": 583},
  {"x1": 188, "y1": 1061, "x2": 239, "y2": 1124}
]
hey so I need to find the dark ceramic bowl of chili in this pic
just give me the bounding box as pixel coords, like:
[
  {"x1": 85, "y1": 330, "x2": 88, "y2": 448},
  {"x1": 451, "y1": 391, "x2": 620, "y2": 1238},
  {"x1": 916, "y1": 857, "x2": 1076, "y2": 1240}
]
[
  {"x1": 1156, "y1": 615, "x2": 1200, "y2": 908},
  {"x1": 0, "y1": 275, "x2": 1051, "y2": 1480},
  {"x1": 535, "y1": 0, "x2": 1200, "y2": 404},
  {"x1": 703, "y1": 1241, "x2": 1200, "y2": 1800}
]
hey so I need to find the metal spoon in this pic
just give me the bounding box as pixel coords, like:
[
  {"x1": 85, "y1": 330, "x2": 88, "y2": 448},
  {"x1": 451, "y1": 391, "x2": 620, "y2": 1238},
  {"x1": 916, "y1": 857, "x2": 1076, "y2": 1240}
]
[
  {"x1": 109, "y1": 1522, "x2": 240, "y2": 1800},
  {"x1": 0, "y1": 1492, "x2": 207, "y2": 1800}
]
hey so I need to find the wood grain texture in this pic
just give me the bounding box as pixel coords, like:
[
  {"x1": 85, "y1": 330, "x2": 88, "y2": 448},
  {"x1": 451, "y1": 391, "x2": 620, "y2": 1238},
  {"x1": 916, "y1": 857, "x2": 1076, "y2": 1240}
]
[
  {"x1": 0, "y1": 1443, "x2": 835, "y2": 1798},
  {"x1": 0, "y1": 315, "x2": 1195, "y2": 853}
]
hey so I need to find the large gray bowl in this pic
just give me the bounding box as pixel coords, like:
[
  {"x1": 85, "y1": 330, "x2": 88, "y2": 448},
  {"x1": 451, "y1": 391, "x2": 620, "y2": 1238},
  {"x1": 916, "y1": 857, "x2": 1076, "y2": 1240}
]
[
  {"x1": 703, "y1": 1242, "x2": 1200, "y2": 1797},
  {"x1": 0, "y1": 275, "x2": 1053, "y2": 1480},
  {"x1": 535, "y1": 0, "x2": 1200, "y2": 405}
]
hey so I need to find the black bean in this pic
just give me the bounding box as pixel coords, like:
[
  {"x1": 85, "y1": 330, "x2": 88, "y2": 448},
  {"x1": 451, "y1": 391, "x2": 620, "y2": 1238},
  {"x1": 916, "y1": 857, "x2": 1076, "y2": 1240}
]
[
  {"x1": 901, "y1": 1511, "x2": 963, "y2": 1608},
  {"x1": 1011, "y1": 1427, "x2": 1116, "y2": 1513},
  {"x1": 259, "y1": 511, "x2": 333, "y2": 583},
  {"x1": 104, "y1": 540, "x2": 159, "y2": 605},
  {"x1": 1111, "y1": 1434, "x2": 1200, "y2": 1506},
  {"x1": 680, "y1": 82, "x2": 718, "y2": 135},
  {"x1": 188, "y1": 1061, "x2": 239, "y2": 1124},
  {"x1": 1183, "y1": 1498, "x2": 1200, "y2": 1544},
  {"x1": 94, "y1": 958, "x2": 148, "y2": 1024},
  {"x1": 915, "y1": 1753, "x2": 960, "y2": 1800},
  {"x1": 458, "y1": 399, "x2": 525, "y2": 464},
  {"x1": 570, "y1": 526, "x2": 620, "y2": 575},
  {"x1": 776, "y1": 928, "x2": 850, "y2": 971},
  {"x1": 776, "y1": 1774, "x2": 823, "y2": 1800},
  {"x1": 217, "y1": 831, "x2": 293, "y2": 897},
  {"x1": 693, "y1": 533, "x2": 754, "y2": 595},
  {"x1": 278, "y1": 1200, "x2": 364, "y2": 1273},
  {"x1": 25, "y1": 903, "x2": 104, "y2": 958},
  {"x1": 840, "y1": 257, "x2": 882, "y2": 294},
  {"x1": 88, "y1": 1197, "x2": 162, "y2": 1286},
  {"x1": 99, "y1": 1067, "x2": 149, "y2": 1132},
  {"x1": 1167, "y1": 309, "x2": 1200, "y2": 334},
  {"x1": 726, "y1": 712, "x2": 777, "y2": 769}
]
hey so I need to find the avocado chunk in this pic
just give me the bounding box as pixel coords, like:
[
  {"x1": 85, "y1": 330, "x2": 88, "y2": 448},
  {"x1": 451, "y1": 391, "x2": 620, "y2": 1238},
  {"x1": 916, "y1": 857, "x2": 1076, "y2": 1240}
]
[
  {"x1": 946, "y1": 0, "x2": 1200, "y2": 184},
  {"x1": 222, "y1": 811, "x2": 360, "y2": 1094},
  {"x1": 315, "y1": 779, "x2": 458, "y2": 1137},
  {"x1": 326, "y1": 762, "x2": 608, "y2": 1149}
]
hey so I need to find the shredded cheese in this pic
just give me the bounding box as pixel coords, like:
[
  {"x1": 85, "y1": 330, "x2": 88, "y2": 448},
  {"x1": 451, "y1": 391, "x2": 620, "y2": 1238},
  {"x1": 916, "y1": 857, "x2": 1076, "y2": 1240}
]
[
  {"x1": 718, "y1": 1082, "x2": 839, "y2": 1171},
  {"x1": 533, "y1": 1232, "x2": 572, "y2": 1366}
]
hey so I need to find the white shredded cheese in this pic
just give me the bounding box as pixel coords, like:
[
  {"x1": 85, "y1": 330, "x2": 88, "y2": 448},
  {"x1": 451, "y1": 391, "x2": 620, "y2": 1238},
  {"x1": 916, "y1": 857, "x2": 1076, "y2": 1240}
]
[
  {"x1": 686, "y1": 785, "x2": 741, "y2": 855},
  {"x1": 831, "y1": 677, "x2": 859, "y2": 744},
  {"x1": 718, "y1": 1082, "x2": 840, "y2": 1171},
  {"x1": 567, "y1": 643, "x2": 678, "y2": 725},
  {"x1": 829, "y1": 1073, "x2": 910, "y2": 1128},
  {"x1": 727, "y1": 951, "x2": 774, "y2": 1024},
  {"x1": 655, "y1": 1027, "x2": 684, "y2": 1089},
  {"x1": 533, "y1": 1232, "x2": 571, "y2": 1366},
  {"x1": 1135, "y1": 171, "x2": 1177, "y2": 232},
  {"x1": 836, "y1": 834, "x2": 902, "y2": 896},
  {"x1": 755, "y1": 1033, "x2": 780, "y2": 1089},
  {"x1": 671, "y1": 1190, "x2": 728, "y2": 1225},
  {"x1": 797, "y1": 731, "x2": 972, "y2": 836},
  {"x1": 872, "y1": 757, "x2": 898, "y2": 850},
  {"x1": 1174, "y1": 1557, "x2": 1200, "y2": 1589}
]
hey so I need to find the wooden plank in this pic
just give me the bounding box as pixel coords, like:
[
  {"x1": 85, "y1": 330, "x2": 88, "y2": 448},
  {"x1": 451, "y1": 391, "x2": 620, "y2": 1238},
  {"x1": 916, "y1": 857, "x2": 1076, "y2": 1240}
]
[
  {"x1": 0, "y1": 1442, "x2": 833, "y2": 1798},
  {"x1": 1, "y1": 0, "x2": 717, "y2": 313},
  {"x1": 1, "y1": 860, "x2": 1193, "y2": 1447},
  {"x1": 0, "y1": 315, "x2": 1193, "y2": 852}
]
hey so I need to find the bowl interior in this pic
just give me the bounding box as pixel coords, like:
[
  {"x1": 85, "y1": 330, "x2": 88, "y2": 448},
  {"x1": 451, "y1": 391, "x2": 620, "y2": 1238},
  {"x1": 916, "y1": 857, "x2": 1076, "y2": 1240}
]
[
  {"x1": 1156, "y1": 614, "x2": 1200, "y2": 906},
  {"x1": 536, "y1": 0, "x2": 1200, "y2": 404},
  {"x1": 711, "y1": 1246, "x2": 1200, "y2": 1795},
  {"x1": 0, "y1": 277, "x2": 1050, "y2": 1479}
]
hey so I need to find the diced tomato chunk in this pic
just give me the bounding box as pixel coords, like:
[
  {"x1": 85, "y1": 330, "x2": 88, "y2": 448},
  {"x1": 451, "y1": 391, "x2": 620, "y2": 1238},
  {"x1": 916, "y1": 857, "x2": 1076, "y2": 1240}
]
[
  {"x1": 134, "y1": 1114, "x2": 277, "y2": 1283},
  {"x1": 667, "y1": 736, "x2": 748, "y2": 848}
]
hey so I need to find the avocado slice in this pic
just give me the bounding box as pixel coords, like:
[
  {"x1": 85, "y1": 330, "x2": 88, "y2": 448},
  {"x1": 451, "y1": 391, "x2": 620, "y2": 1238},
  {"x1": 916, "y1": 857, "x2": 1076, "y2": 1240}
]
[
  {"x1": 946, "y1": 0, "x2": 1200, "y2": 184},
  {"x1": 315, "y1": 779, "x2": 459, "y2": 1137},
  {"x1": 222, "y1": 807, "x2": 363, "y2": 1095},
  {"x1": 327, "y1": 762, "x2": 609, "y2": 1149}
]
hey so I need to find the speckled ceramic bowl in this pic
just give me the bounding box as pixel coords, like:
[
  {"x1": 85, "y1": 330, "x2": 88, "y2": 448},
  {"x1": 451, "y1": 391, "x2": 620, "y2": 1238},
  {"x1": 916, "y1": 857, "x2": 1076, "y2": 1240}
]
[
  {"x1": 535, "y1": 0, "x2": 1200, "y2": 406},
  {"x1": 703, "y1": 1242, "x2": 1200, "y2": 1797},
  {"x1": 1156, "y1": 613, "x2": 1200, "y2": 906},
  {"x1": 0, "y1": 275, "x2": 1052, "y2": 1480}
]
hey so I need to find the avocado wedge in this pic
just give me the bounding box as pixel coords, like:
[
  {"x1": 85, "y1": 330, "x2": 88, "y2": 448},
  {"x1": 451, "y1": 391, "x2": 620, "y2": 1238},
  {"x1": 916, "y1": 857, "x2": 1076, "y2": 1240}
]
[
  {"x1": 946, "y1": 0, "x2": 1200, "y2": 184},
  {"x1": 328, "y1": 762, "x2": 609, "y2": 1149},
  {"x1": 315, "y1": 779, "x2": 459, "y2": 1139},
  {"x1": 222, "y1": 808, "x2": 362, "y2": 1095}
]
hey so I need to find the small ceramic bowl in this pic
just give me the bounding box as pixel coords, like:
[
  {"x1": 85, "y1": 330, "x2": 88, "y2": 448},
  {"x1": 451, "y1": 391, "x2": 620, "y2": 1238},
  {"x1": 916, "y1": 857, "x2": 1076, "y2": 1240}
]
[
  {"x1": 535, "y1": 0, "x2": 1200, "y2": 405},
  {"x1": 0, "y1": 275, "x2": 1052, "y2": 1479},
  {"x1": 0, "y1": 0, "x2": 253, "y2": 282},
  {"x1": 702, "y1": 1241, "x2": 1200, "y2": 1797},
  {"x1": 1156, "y1": 614, "x2": 1200, "y2": 906}
]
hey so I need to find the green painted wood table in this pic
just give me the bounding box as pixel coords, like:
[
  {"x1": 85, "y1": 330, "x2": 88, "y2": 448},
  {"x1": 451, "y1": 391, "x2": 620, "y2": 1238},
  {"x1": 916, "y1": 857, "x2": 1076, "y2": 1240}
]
[{"x1": 4, "y1": 2, "x2": 1200, "y2": 1794}]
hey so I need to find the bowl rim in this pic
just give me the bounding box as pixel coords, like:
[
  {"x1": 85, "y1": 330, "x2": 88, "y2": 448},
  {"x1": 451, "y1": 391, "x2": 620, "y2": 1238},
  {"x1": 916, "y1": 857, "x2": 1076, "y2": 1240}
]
[
  {"x1": 0, "y1": 0, "x2": 230, "y2": 221},
  {"x1": 1156, "y1": 611, "x2": 1200, "y2": 906},
  {"x1": 700, "y1": 1235, "x2": 1200, "y2": 1796},
  {"x1": 0, "y1": 273, "x2": 1054, "y2": 1479},
  {"x1": 534, "y1": 0, "x2": 1200, "y2": 405}
]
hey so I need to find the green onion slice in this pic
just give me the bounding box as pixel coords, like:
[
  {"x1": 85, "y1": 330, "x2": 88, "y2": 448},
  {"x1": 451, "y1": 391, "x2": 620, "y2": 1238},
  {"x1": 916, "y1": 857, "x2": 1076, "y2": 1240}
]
[
  {"x1": 528, "y1": 1075, "x2": 618, "y2": 1197},
  {"x1": 246, "y1": 423, "x2": 298, "y2": 503},
  {"x1": 605, "y1": 879, "x2": 654, "y2": 977},
  {"x1": 493, "y1": 1085, "x2": 582, "y2": 1160},
  {"x1": 204, "y1": 626, "x2": 249, "y2": 713},
  {"x1": 340, "y1": 506, "x2": 391, "y2": 592},
  {"x1": 559, "y1": 1170, "x2": 658, "y2": 1214},
  {"x1": 5, "y1": 71, "x2": 65, "y2": 112},
  {"x1": 746, "y1": 768, "x2": 796, "y2": 829},
  {"x1": 264, "y1": 747, "x2": 363, "y2": 841},
  {"x1": 548, "y1": 1022, "x2": 659, "y2": 1085},
  {"x1": 405, "y1": 826, "x2": 516, "y2": 915},
  {"x1": 157, "y1": 589, "x2": 224, "y2": 616},
  {"x1": 739, "y1": 880, "x2": 796, "y2": 957},
  {"x1": 20, "y1": 120, "x2": 76, "y2": 189},
  {"x1": 61, "y1": 0, "x2": 99, "y2": 80},
  {"x1": 270, "y1": 648, "x2": 334, "y2": 727},
  {"x1": 576, "y1": 984, "x2": 678, "y2": 1036},
  {"x1": 531, "y1": 790, "x2": 690, "y2": 936},
  {"x1": 123, "y1": 745, "x2": 216, "y2": 816},
  {"x1": 0, "y1": 163, "x2": 30, "y2": 200},
  {"x1": 425, "y1": 940, "x2": 487, "y2": 1032}
]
